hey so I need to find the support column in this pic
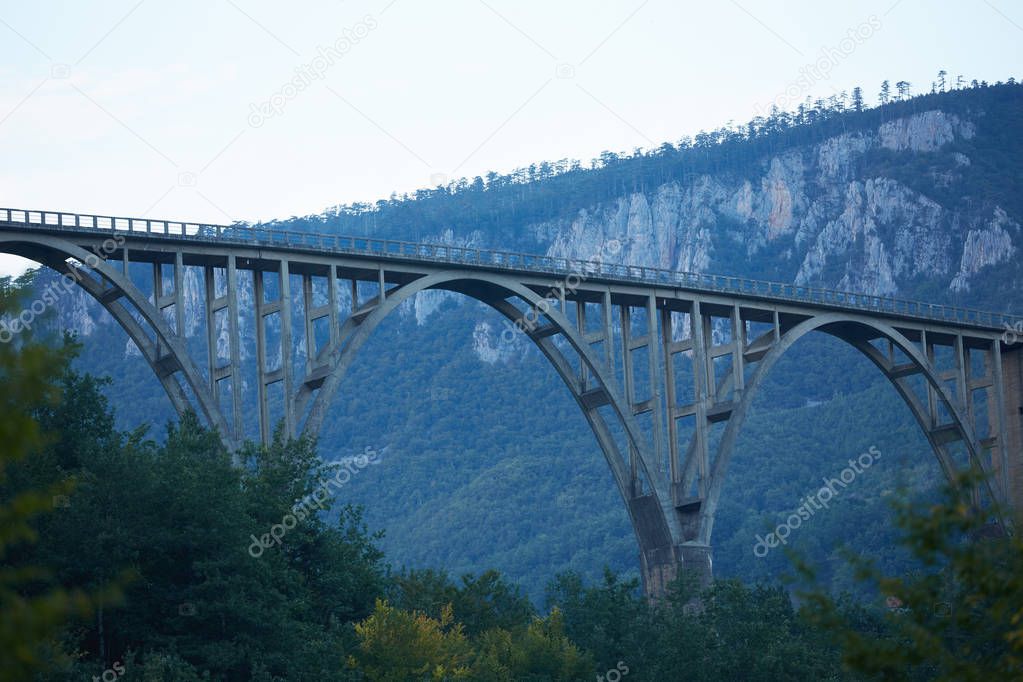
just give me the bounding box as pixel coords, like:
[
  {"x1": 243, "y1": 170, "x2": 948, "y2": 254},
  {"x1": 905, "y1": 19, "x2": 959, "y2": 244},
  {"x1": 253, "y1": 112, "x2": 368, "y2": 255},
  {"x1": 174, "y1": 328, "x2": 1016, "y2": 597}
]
[
  {"x1": 647, "y1": 295, "x2": 667, "y2": 474},
  {"x1": 204, "y1": 265, "x2": 219, "y2": 399},
  {"x1": 731, "y1": 304, "x2": 745, "y2": 399},
  {"x1": 690, "y1": 301, "x2": 711, "y2": 499},
  {"x1": 280, "y1": 261, "x2": 295, "y2": 437},
  {"x1": 923, "y1": 330, "x2": 937, "y2": 428},
  {"x1": 226, "y1": 256, "x2": 243, "y2": 441},
  {"x1": 174, "y1": 251, "x2": 185, "y2": 341},
  {"x1": 254, "y1": 270, "x2": 270, "y2": 444},
  {"x1": 302, "y1": 274, "x2": 313, "y2": 372},
  {"x1": 997, "y1": 345, "x2": 1023, "y2": 512},
  {"x1": 661, "y1": 307, "x2": 679, "y2": 484},
  {"x1": 576, "y1": 300, "x2": 589, "y2": 389},
  {"x1": 620, "y1": 304, "x2": 638, "y2": 496},
  {"x1": 328, "y1": 266, "x2": 340, "y2": 347},
  {"x1": 602, "y1": 290, "x2": 614, "y2": 373}
]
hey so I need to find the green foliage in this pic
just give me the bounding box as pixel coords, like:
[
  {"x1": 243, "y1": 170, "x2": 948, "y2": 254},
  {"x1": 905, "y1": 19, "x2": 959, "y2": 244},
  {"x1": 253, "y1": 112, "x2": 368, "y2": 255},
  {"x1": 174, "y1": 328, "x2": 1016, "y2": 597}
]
[
  {"x1": 645, "y1": 580, "x2": 846, "y2": 680},
  {"x1": 391, "y1": 568, "x2": 535, "y2": 637},
  {"x1": 2, "y1": 365, "x2": 388, "y2": 680},
  {"x1": 350, "y1": 599, "x2": 474, "y2": 680},
  {"x1": 0, "y1": 277, "x2": 99, "y2": 680},
  {"x1": 797, "y1": 470, "x2": 1023, "y2": 681},
  {"x1": 545, "y1": 569, "x2": 650, "y2": 672},
  {"x1": 350, "y1": 599, "x2": 593, "y2": 681},
  {"x1": 471, "y1": 608, "x2": 593, "y2": 681},
  {"x1": 8, "y1": 345, "x2": 1016, "y2": 680},
  {"x1": 548, "y1": 569, "x2": 847, "y2": 680}
]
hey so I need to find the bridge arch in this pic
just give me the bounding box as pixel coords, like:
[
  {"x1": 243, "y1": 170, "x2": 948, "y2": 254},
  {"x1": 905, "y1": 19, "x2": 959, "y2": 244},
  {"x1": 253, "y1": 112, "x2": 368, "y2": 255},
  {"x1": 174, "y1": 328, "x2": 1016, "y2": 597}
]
[
  {"x1": 295, "y1": 271, "x2": 688, "y2": 588},
  {"x1": 699, "y1": 313, "x2": 1000, "y2": 545},
  {"x1": 0, "y1": 233, "x2": 235, "y2": 448}
]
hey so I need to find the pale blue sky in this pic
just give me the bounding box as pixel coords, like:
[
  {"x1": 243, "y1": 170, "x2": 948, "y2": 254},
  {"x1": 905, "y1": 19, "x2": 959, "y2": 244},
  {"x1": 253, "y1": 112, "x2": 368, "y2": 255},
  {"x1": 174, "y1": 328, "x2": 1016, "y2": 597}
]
[{"x1": 1, "y1": 0, "x2": 1020, "y2": 276}]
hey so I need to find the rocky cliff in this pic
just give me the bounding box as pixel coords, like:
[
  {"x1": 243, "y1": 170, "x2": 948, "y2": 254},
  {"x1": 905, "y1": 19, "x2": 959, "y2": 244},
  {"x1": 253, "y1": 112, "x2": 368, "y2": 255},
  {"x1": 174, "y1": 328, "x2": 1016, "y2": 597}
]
[{"x1": 534, "y1": 110, "x2": 1017, "y2": 300}]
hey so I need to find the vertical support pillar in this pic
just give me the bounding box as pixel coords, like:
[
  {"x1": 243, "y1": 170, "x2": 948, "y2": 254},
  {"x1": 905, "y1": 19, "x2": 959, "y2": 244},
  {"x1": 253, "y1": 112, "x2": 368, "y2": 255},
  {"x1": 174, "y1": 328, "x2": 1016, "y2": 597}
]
[
  {"x1": 923, "y1": 330, "x2": 937, "y2": 427},
  {"x1": 955, "y1": 334, "x2": 969, "y2": 417},
  {"x1": 992, "y1": 342, "x2": 1015, "y2": 508},
  {"x1": 577, "y1": 300, "x2": 588, "y2": 389},
  {"x1": 647, "y1": 295, "x2": 666, "y2": 473},
  {"x1": 690, "y1": 301, "x2": 711, "y2": 499},
  {"x1": 174, "y1": 251, "x2": 185, "y2": 340},
  {"x1": 731, "y1": 304, "x2": 745, "y2": 398},
  {"x1": 226, "y1": 255, "x2": 243, "y2": 441},
  {"x1": 328, "y1": 266, "x2": 340, "y2": 347},
  {"x1": 620, "y1": 304, "x2": 638, "y2": 496},
  {"x1": 254, "y1": 270, "x2": 270, "y2": 445},
  {"x1": 280, "y1": 260, "x2": 295, "y2": 438},
  {"x1": 661, "y1": 307, "x2": 679, "y2": 483},
  {"x1": 602, "y1": 290, "x2": 614, "y2": 373},
  {"x1": 303, "y1": 274, "x2": 316, "y2": 374},
  {"x1": 152, "y1": 263, "x2": 163, "y2": 357},
  {"x1": 204, "y1": 265, "x2": 218, "y2": 400}
]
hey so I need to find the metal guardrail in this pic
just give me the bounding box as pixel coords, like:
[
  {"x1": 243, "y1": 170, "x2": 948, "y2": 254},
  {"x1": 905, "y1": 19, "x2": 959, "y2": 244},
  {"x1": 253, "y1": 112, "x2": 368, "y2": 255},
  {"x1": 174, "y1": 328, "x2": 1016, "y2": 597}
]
[{"x1": 0, "y1": 207, "x2": 1017, "y2": 333}]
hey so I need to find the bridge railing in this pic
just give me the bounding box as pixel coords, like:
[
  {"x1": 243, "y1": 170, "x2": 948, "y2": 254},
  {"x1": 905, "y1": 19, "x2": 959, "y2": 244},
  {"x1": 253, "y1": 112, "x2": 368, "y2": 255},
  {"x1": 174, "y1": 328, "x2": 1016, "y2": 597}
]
[{"x1": 1, "y1": 207, "x2": 1018, "y2": 332}]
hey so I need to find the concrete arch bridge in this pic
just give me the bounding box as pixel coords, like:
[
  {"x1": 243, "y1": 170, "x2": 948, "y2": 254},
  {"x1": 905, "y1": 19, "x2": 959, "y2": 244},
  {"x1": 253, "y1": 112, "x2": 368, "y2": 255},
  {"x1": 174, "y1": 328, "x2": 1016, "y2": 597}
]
[{"x1": 2, "y1": 207, "x2": 1019, "y2": 596}]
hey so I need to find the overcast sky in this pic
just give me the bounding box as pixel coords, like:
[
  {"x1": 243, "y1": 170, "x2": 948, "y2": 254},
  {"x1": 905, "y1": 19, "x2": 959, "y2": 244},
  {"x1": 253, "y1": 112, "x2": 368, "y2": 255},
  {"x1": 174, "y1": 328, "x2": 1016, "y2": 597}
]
[{"x1": 1, "y1": 0, "x2": 1020, "y2": 276}]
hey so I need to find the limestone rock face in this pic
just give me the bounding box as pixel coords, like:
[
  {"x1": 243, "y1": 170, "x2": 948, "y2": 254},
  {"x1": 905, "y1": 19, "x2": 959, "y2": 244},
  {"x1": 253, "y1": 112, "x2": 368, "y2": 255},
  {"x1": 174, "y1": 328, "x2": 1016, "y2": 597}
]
[
  {"x1": 950, "y1": 208, "x2": 1018, "y2": 292},
  {"x1": 471, "y1": 320, "x2": 521, "y2": 364},
  {"x1": 878, "y1": 111, "x2": 975, "y2": 152},
  {"x1": 795, "y1": 178, "x2": 952, "y2": 296},
  {"x1": 530, "y1": 109, "x2": 1018, "y2": 303}
]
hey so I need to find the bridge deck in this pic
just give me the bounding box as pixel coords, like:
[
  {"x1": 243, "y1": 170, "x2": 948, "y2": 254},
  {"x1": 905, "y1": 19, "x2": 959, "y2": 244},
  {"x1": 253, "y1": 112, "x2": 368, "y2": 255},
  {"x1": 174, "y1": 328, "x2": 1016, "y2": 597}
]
[{"x1": 0, "y1": 207, "x2": 1016, "y2": 333}]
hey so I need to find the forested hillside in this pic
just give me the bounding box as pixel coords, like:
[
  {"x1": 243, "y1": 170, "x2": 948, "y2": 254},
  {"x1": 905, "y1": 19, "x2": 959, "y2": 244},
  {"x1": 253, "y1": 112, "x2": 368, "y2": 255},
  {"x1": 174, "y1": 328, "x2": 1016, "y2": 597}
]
[
  {"x1": 4, "y1": 283, "x2": 1021, "y2": 681},
  {"x1": 30, "y1": 79, "x2": 1023, "y2": 602}
]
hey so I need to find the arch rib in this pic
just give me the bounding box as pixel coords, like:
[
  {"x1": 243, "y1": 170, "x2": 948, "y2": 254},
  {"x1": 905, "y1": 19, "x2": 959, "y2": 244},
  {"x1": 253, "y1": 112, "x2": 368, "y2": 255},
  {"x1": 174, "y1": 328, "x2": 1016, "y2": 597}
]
[
  {"x1": 700, "y1": 313, "x2": 999, "y2": 545},
  {"x1": 0, "y1": 235, "x2": 236, "y2": 450},
  {"x1": 296, "y1": 271, "x2": 686, "y2": 582}
]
